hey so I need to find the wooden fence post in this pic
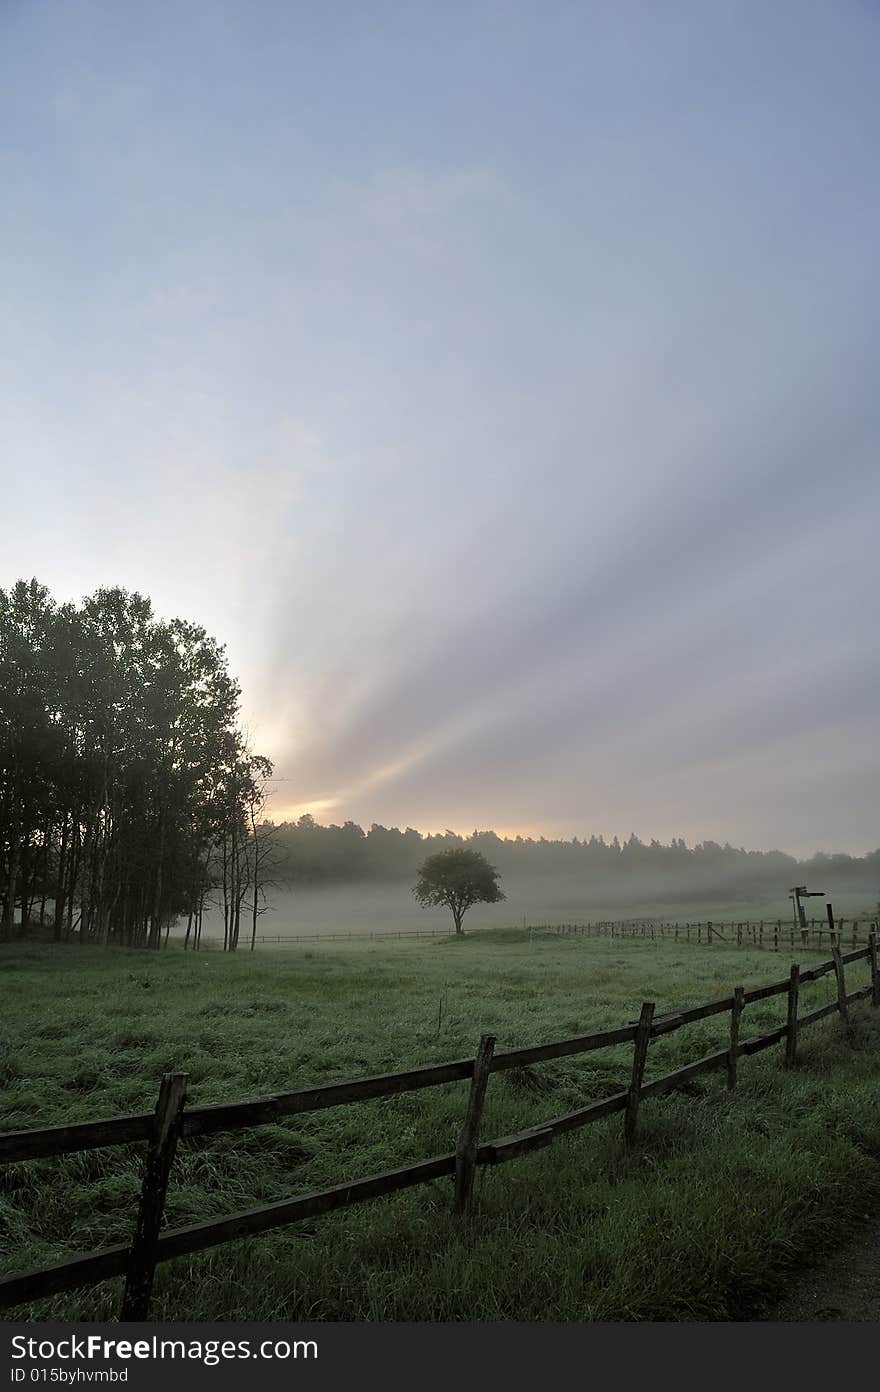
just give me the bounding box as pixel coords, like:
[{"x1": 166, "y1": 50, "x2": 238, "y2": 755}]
[
  {"x1": 785, "y1": 965, "x2": 800, "y2": 1068},
  {"x1": 830, "y1": 942, "x2": 849, "y2": 1025},
  {"x1": 625, "y1": 1002, "x2": 654, "y2": 1147},
  {"x1": 869, "y1": 930, "x2": 879, "y2": 1007},
  {"x1": 120, "y1": 1071, "x2": 188, "y2": 1321},
  {"x1": 454, "y1": 1034, "x2": 496, "y2": 1214},
  {"x1": 727, "y1": 987, "x2": 744, "y2": 1090}
]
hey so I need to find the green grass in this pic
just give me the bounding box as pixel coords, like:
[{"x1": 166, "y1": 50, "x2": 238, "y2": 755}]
[{"x1": 1, "y1": 932, "x2": 879, "y2": 1321}]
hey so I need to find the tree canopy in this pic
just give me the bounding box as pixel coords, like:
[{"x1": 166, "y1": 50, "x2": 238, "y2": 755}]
[
  {"x1": 0, "y1": 578, "x2": 272, "y2": 949},
  {"x1": 412, "y1": 847, "x2": 505, "y2": 934}
]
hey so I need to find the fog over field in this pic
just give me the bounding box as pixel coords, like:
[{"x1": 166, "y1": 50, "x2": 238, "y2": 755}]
[
  {"x1": 184, "y1": 818, "x2": 880, "y2": 943},
  {"x1": 188, "y1": 873, "x2": 878, "y2": 944}
]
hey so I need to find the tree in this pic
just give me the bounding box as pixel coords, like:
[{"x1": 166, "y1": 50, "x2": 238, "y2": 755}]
[
  {"x1": 0, "y1": 578, "x2": 269, "y2": 951},
  {"x1": 412, "y1": 847, "x2": 505, "y2": 935},
  {"x1": 242, "y1": 753, "x2": 282, "y2": 951}
]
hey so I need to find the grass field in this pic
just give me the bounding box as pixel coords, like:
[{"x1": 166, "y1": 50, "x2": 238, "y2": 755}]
[{"x1": 2, "y1": 932, "x2": 879, "y2": 1321}]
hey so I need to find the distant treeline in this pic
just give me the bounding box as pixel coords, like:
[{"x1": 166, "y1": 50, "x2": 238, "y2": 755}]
[
  {"x1": 270, "y1": 818, "x2": 880, "y2": 908},
  {"x1": 0, "y1": 579, "x2": 274, "y2": 950}
]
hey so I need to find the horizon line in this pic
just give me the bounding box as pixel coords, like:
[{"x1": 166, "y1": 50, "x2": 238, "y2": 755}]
[{"x1": 263, "y1": 811, "x2": 879, "y2": 861}]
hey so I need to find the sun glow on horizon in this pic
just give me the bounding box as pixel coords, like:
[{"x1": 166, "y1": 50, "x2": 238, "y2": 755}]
[{"x1": 265, "y1": 802, "x2": 581, "y2": 843}]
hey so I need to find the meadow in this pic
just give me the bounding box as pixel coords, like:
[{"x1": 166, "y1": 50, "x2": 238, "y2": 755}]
[{"x1": 2, "y1": 932, "x2": 879, "y2": 1321}]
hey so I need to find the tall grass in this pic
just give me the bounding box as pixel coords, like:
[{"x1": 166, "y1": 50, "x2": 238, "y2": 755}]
[{"x1": 1, "y1": 934, "x2": 878, "y2": 1320}]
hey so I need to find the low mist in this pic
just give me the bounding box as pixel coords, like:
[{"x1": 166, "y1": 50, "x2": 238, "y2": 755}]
[{"x1": 184, "y1": 869, "x2": 878, "y2": 944}]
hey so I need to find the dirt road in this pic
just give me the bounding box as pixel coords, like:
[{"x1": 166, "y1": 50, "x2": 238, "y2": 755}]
[{"x1": 764, "y1": 1217, "x2": 880, "y2": 1321}]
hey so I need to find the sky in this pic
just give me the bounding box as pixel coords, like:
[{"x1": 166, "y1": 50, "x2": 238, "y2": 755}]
[{"x1": 2, "y1": 1, "x2": 879, "y2": 856}]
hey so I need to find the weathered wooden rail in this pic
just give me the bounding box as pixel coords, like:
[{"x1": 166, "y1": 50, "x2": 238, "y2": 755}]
[{"x1": 1, "y1": 933, "x2": 877, "y2": 1319}]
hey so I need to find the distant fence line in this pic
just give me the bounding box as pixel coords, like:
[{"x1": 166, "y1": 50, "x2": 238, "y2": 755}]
[
  {"x1": 252, "y1": 916, "x2": 879, "y2": 952},
  {"x1": 1, "y1": 932, "x2": 877, "y2": 1320},
  {"x1": 529, "y1": 917, "x2": 879, "y2": 953}
]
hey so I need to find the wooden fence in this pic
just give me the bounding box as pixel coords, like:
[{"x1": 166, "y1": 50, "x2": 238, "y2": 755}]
[
  {"x1": 532, "y1": 915, "x2": 879, "y2": 952},
  {"x1": 1, "y1": 933, "x2": 878, "y2": 1320},
  {"x1": 253, "y1": 915, "x2": 878, "y2": 952}
]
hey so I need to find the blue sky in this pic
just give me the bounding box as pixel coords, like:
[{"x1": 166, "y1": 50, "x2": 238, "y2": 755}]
[{"x1": 2, "y1": 1, "x2": 879, "y2": 853}]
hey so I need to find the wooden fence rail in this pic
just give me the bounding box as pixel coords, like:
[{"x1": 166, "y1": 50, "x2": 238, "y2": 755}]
[{"x1": 1, "y1": 934, "x2": 877, "y2": 1318}]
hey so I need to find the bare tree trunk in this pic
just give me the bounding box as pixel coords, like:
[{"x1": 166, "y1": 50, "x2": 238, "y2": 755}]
[
  {"x1": 37, "y1": 821, "x2": 50, "y2": 927},
  {"x1": 53, "y1": 814, "x2": 69, "y2": 941},
  {"x1": 120, "y1": 881, "x2": 130, "y2": 946},
  {"x1": 221, "y1": 832, "x2": 230, "y2": 951},
  {"x1": 79, "y1": 814, "x2": 96, "y2": 944},
  {"x1": 3, "y1": 782, "x2": 22, "y2": 941},
  {"x1": 64, "y1": 821, "x2": 81, "y2": 941},
  {"x1": 18, "y1": 805, "x2": 33, "y2": 936},
  {"x1": 230, "y1": 807, "x2": 241, "y2": 952},
  {"x1": 148, "y1": 813, "x2": 165, "y2": 950}
]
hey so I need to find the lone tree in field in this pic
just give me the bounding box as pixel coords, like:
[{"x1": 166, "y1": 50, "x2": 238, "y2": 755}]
[{"x1": 412, "y1": 847, "x2": 505, "y2": 936}]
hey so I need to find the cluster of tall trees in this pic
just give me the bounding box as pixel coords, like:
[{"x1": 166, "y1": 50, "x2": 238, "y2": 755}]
[{"x1": 0, "y1": 579, "x2": 275, "y2": 950}]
